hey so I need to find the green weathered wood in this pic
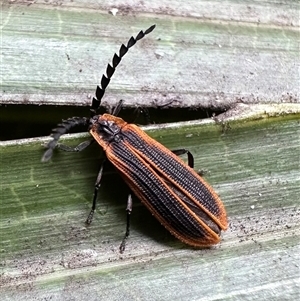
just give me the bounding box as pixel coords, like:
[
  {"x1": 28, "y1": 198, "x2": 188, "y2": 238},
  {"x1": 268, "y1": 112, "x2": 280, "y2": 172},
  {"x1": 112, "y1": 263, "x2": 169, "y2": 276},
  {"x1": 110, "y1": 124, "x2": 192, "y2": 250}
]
[
  {"x1": 1, "y1": 0, "x2": 299, "y2": 108},
  {"x1": 1, "y1": 114, "x2": 299, "y2": 300},
  {"x1": 1, "y1": 0, "x2": 299, "y2": 299}
]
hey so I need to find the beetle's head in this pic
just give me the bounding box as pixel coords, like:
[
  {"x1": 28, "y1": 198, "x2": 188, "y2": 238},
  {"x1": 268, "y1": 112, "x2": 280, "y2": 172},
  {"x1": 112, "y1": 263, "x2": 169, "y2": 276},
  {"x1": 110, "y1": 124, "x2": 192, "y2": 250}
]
[{"x1": 90, "y1": 115, "x2": 123, "y2": 143}]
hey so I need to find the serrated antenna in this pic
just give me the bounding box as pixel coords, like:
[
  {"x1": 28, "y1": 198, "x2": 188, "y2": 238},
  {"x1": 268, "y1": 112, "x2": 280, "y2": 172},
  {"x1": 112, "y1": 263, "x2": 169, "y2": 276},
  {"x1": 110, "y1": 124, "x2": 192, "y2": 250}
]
[{"x1": 90, "y1": 24, "x2": 156, "y2": 115}]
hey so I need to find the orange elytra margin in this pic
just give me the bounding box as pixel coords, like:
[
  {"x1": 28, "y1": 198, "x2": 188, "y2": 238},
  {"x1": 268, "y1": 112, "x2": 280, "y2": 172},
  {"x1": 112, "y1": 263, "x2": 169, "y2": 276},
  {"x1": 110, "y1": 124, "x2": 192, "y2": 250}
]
[{"x1": 90, "y1": 114, "x2": 228, "y2": 248}]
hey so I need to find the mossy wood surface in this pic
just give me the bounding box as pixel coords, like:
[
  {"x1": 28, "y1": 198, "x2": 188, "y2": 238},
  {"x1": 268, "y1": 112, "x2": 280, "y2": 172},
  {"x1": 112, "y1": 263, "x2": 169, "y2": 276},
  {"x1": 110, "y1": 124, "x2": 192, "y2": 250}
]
[{"x1": 1, "y1": 115, "x2": 299, "y2": 300}]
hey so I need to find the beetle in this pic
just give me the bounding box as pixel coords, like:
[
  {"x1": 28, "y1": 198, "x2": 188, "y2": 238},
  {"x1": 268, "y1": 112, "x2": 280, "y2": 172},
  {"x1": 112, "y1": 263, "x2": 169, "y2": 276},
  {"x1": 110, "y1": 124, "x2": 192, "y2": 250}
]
[{"x1": 42, "y1": 25, "x2": 228, "y2": 252}]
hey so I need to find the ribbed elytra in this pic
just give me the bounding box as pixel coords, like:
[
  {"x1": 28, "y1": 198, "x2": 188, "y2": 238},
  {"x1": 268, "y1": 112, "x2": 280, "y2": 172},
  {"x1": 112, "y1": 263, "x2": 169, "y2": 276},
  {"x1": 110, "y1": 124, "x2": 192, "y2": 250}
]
[{"x1": 42, "y1": 25, "x2": 228, "y2": 252}]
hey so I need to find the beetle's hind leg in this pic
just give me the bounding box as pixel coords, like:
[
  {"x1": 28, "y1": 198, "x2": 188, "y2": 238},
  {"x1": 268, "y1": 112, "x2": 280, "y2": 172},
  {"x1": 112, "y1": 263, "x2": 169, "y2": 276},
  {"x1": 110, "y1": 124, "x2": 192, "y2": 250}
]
[
  {"x1": 119, "y1": 193, "x2": 133, "y2": 253},
  {"x1": 57, "y1": 139, "x2": 94, "y2": 152}
]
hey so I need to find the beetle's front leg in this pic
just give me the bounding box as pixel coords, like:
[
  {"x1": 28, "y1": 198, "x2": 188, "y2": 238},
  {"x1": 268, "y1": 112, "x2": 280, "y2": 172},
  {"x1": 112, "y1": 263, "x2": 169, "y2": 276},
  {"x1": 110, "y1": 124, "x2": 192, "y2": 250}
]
[
  {"x1": 86, "y1": 160, "x2": 105, "y2": 224},
  {"x1": 57, "y1": 139, "x2": 94, "y2": 152}
]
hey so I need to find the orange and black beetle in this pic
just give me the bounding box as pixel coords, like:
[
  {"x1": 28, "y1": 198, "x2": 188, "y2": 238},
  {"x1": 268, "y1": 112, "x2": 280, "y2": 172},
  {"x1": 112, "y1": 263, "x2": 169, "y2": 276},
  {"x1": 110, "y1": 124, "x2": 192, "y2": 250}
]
[{"x1": 42, "y1": 25, "x2": 228, "y2": 252}]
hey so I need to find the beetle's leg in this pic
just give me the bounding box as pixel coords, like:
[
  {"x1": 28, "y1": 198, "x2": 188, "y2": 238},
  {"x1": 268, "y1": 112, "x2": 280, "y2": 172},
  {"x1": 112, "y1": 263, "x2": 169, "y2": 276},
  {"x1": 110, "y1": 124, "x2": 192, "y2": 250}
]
[
  {"x1": 111, "y1": 99, "x2": 124, "y2": 116},
  {"x1": 119, "y1": 193, "x2": 133, "y2": 253},
  {"x1": 86, "y1": 160, "x2": 105, "y2": 224},
  {"x1": 57, "y1": 139, "x2": 94, "y2": 152},
  {"x1": 172, "y1": 149, "x2": 194, "y2": 168},
  {"x1": 111, "y1": 100, "x2": 152, "y2": 123},
  {"x1": 172, "y1": 149, "x2": 206, "y2": 176}
]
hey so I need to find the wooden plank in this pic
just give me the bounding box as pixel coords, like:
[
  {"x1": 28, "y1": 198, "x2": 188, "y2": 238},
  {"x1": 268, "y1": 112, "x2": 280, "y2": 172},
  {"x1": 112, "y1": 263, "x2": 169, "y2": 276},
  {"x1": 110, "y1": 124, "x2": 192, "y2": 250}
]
[
  {"x1": 1, "y1": 113, "x2": 299, "y2": 300},
  {"x1": 1, "y1": 1, "x2": 299, "y2": 108}
]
